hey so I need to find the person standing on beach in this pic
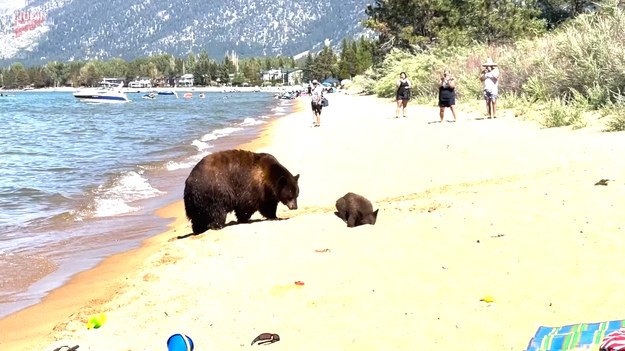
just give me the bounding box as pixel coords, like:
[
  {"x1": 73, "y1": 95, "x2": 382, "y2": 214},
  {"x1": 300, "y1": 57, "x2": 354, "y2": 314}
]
[
  {"x1": 437, "y1": 69, "x2": 457, "y2": 122},
  {"x1": 480, "y1": 58, "x2": 500, "y2": 119},
  {"x1": 311, "y1": 80, "x2": 324, "y2": 127},
  {"x1": 395, "y1": 72, "x2": 411, "y2": 118}
]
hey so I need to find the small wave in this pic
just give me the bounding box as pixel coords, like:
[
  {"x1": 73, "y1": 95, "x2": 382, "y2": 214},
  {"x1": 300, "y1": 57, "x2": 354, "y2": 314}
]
[
  {"x1": 200, "y1": 127, "x2": 243, "y2": 142},
  {"x1": 239, "y1": 118, "x2": 265, "y2": 126},
  {"x1": 166, "y1": 153, "x2": 210, "y2": 171},
  {"x1": 191, "y1": 139, "x2": 213, "y2": 151},
  {"x1": 75, "y1": 171, "x2": 165, "y2": 219},
  {"x1": 92, "y1": 198, "x2": 140, "y2": 218},
  {"x1": 273, "y1": 112, "x2": 286, "y2": 116},
  {"x1": 259, "y1": 115, "x2": 270, "y2": 119},
  {"x1": 272, "y1": 106, "x2": 286, "y2": 112}
]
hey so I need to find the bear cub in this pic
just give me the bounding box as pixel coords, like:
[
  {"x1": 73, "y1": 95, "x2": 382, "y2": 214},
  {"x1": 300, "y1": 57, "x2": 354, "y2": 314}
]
[
  {"x1": 184, "y1": 149, "x2": 299, "y2": 234},
  {"x1": 335, "y1": 192, "x2": 378, "y2": 227}
]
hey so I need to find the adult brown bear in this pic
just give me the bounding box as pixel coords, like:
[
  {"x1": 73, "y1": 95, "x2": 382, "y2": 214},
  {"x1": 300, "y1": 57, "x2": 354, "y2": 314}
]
[{"x1": 184, "y1": 149, "x2": 300, "y2": 234}]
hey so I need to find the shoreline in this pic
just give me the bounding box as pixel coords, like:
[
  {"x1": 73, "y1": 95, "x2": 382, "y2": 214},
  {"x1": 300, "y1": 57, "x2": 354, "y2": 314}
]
[
  {"x1": 3, "y1": 86, "x2": 305, "y2": 94},
  {"x1": 0, "y1": 93, "x2": 299, "y2": 315},
  {"x1": 0, "y1": 96, "x2": 308, "y2": 350},
  {"x1": 2, "y1": 93, "x2": 625, "y2": 350}
]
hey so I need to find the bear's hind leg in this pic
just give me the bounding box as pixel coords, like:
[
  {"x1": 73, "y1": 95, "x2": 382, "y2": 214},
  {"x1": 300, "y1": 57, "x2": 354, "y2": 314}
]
[
  {"x1": 259, "y1": 200, "x2": 278, "y2": 219},
  {"x1": 191, "y1": 219, "x2": 209, "y2": 234},
  {"x1": 206, "y1": 209, "x2": 228, "y2": 229},
  {"x1": 235, "y1": 206, "x2": 255, "y2": 223}
]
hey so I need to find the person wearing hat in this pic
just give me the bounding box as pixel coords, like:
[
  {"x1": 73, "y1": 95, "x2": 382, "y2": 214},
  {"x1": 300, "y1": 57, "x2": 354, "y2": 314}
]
[
  {"x1": 310, "y1": 80, "x2": 324, "y2": 127},
  {"x1": 480, "y1": 58, "x2": 500, "y2": 119}
]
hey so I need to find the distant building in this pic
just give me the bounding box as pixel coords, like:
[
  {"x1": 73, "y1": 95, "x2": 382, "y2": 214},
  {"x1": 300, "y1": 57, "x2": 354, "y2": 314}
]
[
  {"x1": 99, "y1": 77, "x2": 124, "y2": 88},
  {"x1": 286, "y1": 69, "x2": 303, "y2": 85},
  {"x1": 179, "y1": 74, "x2": 194, "y2": 87},
  {"x1": 128, "y1": 77, "x2": 152, "y2": 89},
  {"x1": 261, "y1": 68, "x2": 302, "y2": 85},
  {"x1": 261, "y1": 69, "x2": 283, "y2": 82}
]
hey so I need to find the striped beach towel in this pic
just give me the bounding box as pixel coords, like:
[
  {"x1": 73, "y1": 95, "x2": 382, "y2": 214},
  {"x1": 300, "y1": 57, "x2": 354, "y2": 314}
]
[
  {"x1": 600, "y1": 328, "x2": 625, "y2": 350},
  {"x1": 526, "y1": 320, "x2": 625, "y2": 351}
]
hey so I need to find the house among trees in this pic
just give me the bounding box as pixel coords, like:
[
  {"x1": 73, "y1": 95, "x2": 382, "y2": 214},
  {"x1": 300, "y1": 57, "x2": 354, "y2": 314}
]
[
  {"x1": 262, "y1": 69, "x2": 283, "y2": 82},
  {"x1": 99, "y1": 77, "x2": 124, "y2": 88},
  {"x1": 179, "y1": 73, "x2": 194, "y2": 87},
  {"x1": 128, "y1": 77, "x2": 152, "y2": 89},
  {"x1": 261, "y1": 68, "x2": 302, "y2": 85},
  {"x1": 285, "y1": 69, "x2": 302, "y2": 85}
]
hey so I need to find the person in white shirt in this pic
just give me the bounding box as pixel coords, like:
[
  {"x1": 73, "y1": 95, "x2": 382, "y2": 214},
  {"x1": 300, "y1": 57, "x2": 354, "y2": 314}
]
[
  {"x1": 310, "y1": 80, "x2": 324, "y2": 127},
  {"x1": 479, "y1": 58, "x2": 500, "y2": 119}
]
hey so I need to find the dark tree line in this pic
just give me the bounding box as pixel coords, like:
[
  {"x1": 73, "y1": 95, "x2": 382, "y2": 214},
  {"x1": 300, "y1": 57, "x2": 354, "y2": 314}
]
[
  {"x1": 363, "y1": 0, "x2": 603, "y2": 54},
  {"x1": 0, "y1": 37, "x2": 377, "y2": 89},
  {"x1": 0, "y1": 51, "x2": 299, "y2": 88},
  {"x1": 302, "y1": 37, "x2": 376, "y2": 83}
]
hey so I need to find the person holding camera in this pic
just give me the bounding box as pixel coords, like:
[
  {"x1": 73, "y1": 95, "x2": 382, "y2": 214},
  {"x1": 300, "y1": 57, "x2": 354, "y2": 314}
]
[
  {"x1": 480, "y1": 58, "x2": 500, "y2": 119},
  {"x1": 437, "y1": 69, "x2": 457, "y2": 122},
  {"x1": 395, "y1": 72, "x2": 412, "y2": 118}
]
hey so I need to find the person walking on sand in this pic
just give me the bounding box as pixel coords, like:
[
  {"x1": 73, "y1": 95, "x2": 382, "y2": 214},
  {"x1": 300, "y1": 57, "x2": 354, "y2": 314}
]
[
  {"x1": 438, "y1": 69, "x2": 457, "y2": 122},
  {"x1": 310, "y1": 80, "x2": 324, "y2": 127},
  {"x1": 395, "y1": 72, "x2": 412, "y2": 118},
  {"x1": 480, "y1": 58, "x2": 500, "y2": 119}
]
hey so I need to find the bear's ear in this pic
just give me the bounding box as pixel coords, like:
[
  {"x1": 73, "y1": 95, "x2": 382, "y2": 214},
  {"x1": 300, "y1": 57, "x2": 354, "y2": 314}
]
[
  {"x1": 373, "y1": 209, "x2": 379, "y2": 219},
  {"x1": 294, "y1": 174, "x2": 300, "y2": 182}
]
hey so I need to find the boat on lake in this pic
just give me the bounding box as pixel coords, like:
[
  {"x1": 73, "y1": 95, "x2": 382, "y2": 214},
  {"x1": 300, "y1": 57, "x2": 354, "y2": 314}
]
[
  {"x1": 158, "y1": 91, "x2": 175, "y2": 95},
  {"x1": 73, "y1": 82, "x2": 129, "y2": 103}
]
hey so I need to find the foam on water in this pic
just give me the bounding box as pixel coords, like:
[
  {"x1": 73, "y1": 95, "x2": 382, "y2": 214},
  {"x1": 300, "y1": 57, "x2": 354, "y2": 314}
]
[
  {"x1": 191, "y1": 139, "x2": 213, "y2": 151},
  {"x1": 165, "y1": 153, "x2": 210, "y2": 171},
  {"x1": 239, "y1": 117, "x2": 265, "y2": 126},
  {"x1": 75, "y1": 171, "x2": 165, "y2": 219},
  {"x1": 201, "y1": 127, "x2": 244, "y2": 141}
]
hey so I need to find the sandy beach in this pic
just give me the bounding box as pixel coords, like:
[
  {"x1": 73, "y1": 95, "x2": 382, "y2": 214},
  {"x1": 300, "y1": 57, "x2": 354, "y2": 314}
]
[{"x1": 1, "y1": 93, "x2": 625, "y2": 351}]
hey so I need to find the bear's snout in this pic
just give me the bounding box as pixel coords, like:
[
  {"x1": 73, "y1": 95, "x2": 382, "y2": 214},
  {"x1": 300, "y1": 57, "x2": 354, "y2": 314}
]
[{"x1": 285, "y1": 199, "x2": 298, "y2": 210}]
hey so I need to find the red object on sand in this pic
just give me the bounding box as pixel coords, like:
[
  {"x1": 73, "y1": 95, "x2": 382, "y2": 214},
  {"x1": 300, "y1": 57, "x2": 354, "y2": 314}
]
[{"x1": 294, "y1": 281, "x2": 305, "y2": 286}]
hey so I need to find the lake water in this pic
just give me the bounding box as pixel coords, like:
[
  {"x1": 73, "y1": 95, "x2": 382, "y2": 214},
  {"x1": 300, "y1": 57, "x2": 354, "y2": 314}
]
[{"x1": 0, "y1": 90, "x2": 295, "y2": 318}]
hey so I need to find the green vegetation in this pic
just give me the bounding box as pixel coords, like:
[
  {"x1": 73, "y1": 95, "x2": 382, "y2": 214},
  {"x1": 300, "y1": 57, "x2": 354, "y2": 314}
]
[
  {"x1": 0, "y1": 39, "x2": 375, "y2": 89},
  {"x1": 356, "y1": 0, "x2": 625, "y2": 131}
]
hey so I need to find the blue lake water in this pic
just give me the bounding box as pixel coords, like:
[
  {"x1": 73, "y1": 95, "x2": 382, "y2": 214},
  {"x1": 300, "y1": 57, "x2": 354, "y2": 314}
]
[{"x1": 0, "y1": 90, "x2": 295, "y2": 318}]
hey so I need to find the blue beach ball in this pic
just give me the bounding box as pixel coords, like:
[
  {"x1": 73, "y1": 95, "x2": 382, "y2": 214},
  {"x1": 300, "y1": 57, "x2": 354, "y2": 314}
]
[{"x1": 167, "y1": 333, "x2": 194, "y2": 351}]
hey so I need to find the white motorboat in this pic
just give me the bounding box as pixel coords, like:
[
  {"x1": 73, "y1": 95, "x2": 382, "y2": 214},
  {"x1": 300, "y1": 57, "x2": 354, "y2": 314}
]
[{"x1": 73, "y1": 82, "x2": 130, "y2": 103}]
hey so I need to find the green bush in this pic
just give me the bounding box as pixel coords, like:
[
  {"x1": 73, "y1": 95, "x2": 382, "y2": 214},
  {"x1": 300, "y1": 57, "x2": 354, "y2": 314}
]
[
  {"x1": 605, "y1": 111, "x2": 625, "y2": 131},
  {"x1": 542, "y1": 98, "x2": 585, "y2": 128}
]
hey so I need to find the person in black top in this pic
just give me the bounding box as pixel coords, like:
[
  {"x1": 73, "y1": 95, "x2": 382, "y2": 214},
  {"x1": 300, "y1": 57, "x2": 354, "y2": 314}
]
[
  {"x1": 395, "y1": 72, "x2": 412, "y2": 118},
  {"x1": 437, "y1": 69, "x2": 457, "y2": 122}
]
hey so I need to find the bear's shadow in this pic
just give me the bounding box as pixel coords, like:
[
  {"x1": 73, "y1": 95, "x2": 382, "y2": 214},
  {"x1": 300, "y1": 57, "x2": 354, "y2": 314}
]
[{"x1": 177, "y1": 217, "x2": 288, "y2": 239}]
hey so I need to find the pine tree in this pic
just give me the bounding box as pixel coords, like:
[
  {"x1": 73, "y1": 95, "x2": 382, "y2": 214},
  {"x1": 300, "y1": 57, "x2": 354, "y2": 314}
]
[{"x1": 303, "y1": 53, "x2": 314, "y2": 82}]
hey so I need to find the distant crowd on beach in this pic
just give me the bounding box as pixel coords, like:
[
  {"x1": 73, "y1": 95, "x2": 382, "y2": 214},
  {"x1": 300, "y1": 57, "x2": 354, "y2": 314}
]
[{"x1": 302, "y1": 57, "x2": 500, "y2": 126}]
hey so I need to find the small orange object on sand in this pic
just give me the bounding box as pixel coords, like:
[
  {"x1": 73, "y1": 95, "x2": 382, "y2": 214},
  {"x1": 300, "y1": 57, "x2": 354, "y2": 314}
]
[
  {"x1": 315, "y1": 249, "x2": 331, "y2": 253},
  {"x1": 294, "y1": 281, "x2": 305, "y2": 286}
]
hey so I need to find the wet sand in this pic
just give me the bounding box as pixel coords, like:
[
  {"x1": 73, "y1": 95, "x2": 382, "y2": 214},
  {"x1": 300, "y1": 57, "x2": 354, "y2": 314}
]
[{"x1": 1, "y1": 93, "x2": 625, "y2": 350}]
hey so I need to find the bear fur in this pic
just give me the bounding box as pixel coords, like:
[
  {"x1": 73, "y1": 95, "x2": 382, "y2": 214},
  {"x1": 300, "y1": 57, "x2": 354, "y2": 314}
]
[
  {"x1": 335, "y1": 192, "x2": 378, "y2": 227},
  {"x1": 184, "y1": 149, "x2": 300, "y2": 233}
]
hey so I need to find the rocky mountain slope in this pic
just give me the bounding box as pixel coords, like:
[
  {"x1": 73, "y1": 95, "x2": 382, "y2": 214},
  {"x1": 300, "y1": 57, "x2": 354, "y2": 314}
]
[{"x1": 0, "y1": 0, "x2": 372, "y2": 65}]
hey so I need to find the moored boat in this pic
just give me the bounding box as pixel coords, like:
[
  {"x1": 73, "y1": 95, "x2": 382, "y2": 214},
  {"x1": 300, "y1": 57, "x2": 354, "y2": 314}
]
[{"x1": 73, "y1": 82, "x2": 129, "y2": 103}]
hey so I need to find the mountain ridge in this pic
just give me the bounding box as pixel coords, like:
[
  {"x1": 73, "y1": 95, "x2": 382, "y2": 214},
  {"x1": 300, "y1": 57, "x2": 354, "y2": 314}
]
[{"x1": 0, "y1": 0, "x2": 372, "y2": 66}]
